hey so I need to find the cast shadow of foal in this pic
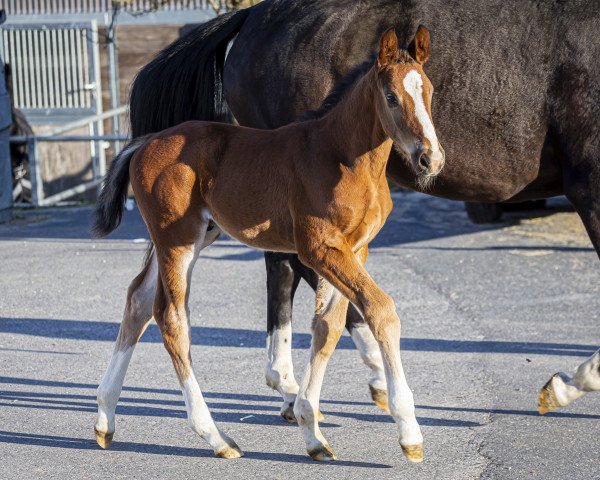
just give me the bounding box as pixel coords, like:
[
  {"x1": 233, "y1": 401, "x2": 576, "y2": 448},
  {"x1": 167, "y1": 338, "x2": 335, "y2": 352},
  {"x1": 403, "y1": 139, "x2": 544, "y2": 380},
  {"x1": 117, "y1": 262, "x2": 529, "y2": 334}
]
[
  {"x1": 0, "y1": 430, "x2": 391, "y2": 468},
  {"x1": 0, "y1": 317, "x2": 597, "y2": 357}
]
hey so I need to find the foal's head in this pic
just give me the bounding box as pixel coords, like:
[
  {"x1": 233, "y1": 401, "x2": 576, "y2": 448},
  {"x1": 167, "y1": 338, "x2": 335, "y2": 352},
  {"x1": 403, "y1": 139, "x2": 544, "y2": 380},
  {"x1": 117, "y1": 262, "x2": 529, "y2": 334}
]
[{"x1": 375, "y1": 27, "x2": 445, "y2": 181}]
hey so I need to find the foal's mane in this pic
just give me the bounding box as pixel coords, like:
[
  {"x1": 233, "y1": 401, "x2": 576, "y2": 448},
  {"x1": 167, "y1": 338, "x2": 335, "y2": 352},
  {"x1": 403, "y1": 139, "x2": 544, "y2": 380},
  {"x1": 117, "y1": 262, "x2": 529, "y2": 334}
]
[
  {"x1": 299, "y1": 57, "x2": 375, "y2": 121},
  {"x1": 300, "y1": 50, "x2": 414, "y2": 122}
]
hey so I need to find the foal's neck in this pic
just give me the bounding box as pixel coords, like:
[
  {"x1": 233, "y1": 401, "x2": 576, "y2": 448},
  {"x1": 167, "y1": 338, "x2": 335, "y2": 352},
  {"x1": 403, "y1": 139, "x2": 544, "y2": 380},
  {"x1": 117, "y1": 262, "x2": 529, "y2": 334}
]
[{"x1": 318, "y1": 67, "x2": 391, "y2": 168}]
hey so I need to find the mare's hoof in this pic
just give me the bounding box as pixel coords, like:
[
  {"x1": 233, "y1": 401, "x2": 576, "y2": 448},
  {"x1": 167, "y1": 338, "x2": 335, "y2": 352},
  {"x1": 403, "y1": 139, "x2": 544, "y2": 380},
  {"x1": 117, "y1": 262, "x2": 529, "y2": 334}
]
[
  {"x1": 216, "y1": 438, "x2": 244, "y2": 459},
  {"x1": 95, "y1": 429, "x2": 113, "y2": 449},
  {"x1": 308, "y1": 444, "x2": 337, "y2": 462},
  {"x1": 280, "y1": 404, "x2": 325, "y2": 423},
  {"x1": 539, "y1": 374, "x2": 562, "y2": 415},
  {"x1": 369, "y1": 384, "x2": 390, "y2": 413},
  {"x1": 401, "y1": 443, "x2": 423, "y2": 463}
]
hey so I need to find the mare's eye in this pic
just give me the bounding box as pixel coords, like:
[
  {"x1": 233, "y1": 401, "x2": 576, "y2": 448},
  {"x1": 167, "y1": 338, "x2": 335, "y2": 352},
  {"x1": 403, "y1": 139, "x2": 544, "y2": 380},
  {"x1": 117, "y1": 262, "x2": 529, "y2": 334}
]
[{"x1": 386, "y1": 93, "x2": 398, "y2": 106}]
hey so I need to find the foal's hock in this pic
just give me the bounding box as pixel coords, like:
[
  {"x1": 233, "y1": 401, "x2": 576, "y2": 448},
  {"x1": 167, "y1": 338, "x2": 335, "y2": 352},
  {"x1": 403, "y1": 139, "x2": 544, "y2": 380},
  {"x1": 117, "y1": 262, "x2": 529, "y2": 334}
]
[{"x1": 92, "y1": 27, "x2": 443, "y2": 463}]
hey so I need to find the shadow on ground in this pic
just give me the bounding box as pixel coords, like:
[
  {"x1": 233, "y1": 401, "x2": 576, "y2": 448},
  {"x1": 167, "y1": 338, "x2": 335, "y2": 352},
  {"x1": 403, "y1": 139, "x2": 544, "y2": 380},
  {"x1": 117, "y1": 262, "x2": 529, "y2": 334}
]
[{"x1": 0, "y1": 317, "x2": 596, "y2": 357}]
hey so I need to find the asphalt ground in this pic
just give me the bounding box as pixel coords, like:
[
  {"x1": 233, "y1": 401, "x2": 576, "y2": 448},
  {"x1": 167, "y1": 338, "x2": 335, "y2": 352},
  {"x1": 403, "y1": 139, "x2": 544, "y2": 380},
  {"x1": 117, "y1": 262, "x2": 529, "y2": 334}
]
[{"x1": 0, "y1": 193, "x2": 598, "y2": 479}]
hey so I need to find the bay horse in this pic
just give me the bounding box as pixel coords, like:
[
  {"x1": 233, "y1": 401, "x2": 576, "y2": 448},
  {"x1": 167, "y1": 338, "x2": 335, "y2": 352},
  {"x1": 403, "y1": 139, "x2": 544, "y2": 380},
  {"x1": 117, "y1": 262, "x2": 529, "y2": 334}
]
[
  {"x1": 93, "y1": 28, "x2": 443, "y2": 462},
  {"x1": 128, "y1": 0, "x2": 600, "y2": 419}
]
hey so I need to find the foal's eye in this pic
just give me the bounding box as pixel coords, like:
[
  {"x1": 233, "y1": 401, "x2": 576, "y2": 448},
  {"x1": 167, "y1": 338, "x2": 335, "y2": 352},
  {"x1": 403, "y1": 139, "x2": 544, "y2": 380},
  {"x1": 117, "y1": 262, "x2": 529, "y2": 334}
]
[{"x1": 386, "y1": 93, "x2": 398, "y2": 106}]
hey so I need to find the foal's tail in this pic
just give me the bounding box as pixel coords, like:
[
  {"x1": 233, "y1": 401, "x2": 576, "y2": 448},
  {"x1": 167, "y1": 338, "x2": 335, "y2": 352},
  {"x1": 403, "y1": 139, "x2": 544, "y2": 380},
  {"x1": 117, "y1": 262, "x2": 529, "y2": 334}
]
[
  {"x1": 129, "y1": 8, "x2": 251, "y2": 137},
  {"x1": 91, "y1": 136, "x2": 149, "y2": 238}
]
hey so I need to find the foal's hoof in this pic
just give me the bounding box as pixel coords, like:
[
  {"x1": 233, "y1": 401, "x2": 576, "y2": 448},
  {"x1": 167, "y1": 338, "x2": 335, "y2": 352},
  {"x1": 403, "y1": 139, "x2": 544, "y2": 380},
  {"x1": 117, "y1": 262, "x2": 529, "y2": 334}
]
[
  {"x1": 401, "y1": 443, "x2": 423, "y2": 463},
  {"x1": 280, "y1": 403, "x2": 297, "y2": 423},
  {"x1": 215, "y1": 438, "x2": 244, "y2": 459},
  {"x1": 539, "y1": 374, "x2": 562, "y2": 415},
  {"x1": 308, "y1": 443, "x2": 337, "y2": 462},
  {"x1": 94, "y1": 429, "x2": 113, "y2": 449},
  {"x1": 280, "y1": 403, "x2": 325, "y2": 423},
  {"x1": 369, "y1": 384, "x2": 390, "y2": 413}
]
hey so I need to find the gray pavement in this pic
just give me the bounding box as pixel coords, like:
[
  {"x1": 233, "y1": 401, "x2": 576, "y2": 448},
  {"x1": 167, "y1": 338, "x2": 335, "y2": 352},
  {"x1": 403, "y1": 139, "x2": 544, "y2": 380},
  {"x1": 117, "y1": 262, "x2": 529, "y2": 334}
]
[{"x1": 0, "y1": 193, "x2": 599, "y2": 480}]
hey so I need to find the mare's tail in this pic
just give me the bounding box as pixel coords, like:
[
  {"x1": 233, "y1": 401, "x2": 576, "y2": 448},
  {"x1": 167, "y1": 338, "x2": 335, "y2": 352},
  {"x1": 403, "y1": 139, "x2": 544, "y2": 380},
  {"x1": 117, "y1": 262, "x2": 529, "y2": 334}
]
[
  {"x1": 91, "y1": 136, "x2": 149, "y2": 238},
  {"x1": 129, "y1": 8, "x2": 251, "y2": 137}
]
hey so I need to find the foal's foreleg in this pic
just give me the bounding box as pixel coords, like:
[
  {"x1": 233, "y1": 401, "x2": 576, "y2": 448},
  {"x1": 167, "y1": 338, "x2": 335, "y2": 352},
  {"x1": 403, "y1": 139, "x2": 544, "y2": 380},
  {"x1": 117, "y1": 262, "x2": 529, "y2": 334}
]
[
  {"x1": 95, "y1": 251, "x2": 157, "y2": 448},
  {"x1": 294, "y1": 278, "x2": 349, "y2": 461},
  {"x1": 298, "y1": 242, "x2": 422, "y2": 463},
  {"x1": 346, "y1": 306, "x2": 389, "y2": 411},
  {"x1": 154, "y1": 235, "x2": 241, "y2": 458},
  {"x1": 539, "y1": 349, "x2": 600, "y2": 414}
]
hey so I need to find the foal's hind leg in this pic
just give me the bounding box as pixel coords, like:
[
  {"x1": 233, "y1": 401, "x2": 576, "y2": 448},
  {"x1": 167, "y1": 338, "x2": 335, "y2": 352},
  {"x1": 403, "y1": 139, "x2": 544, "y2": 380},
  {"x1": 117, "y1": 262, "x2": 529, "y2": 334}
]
[
  {"x1": 95, "y1": 250, "x2": 157, "y2": 448},
  {"x1": 153, "y1": 226, "x2": 241, "y2": 458}
]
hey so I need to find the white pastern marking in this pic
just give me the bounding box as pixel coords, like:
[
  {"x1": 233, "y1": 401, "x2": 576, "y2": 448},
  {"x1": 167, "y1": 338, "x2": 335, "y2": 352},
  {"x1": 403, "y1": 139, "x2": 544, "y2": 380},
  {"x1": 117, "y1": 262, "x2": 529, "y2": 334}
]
[
  {"x1": 350, "y1": 323, "x2": 386, "y2": 389},
  {"x1": 182, "y1": 374, "x2": 216, "y2": 436},
  {"x1": 96, "y1": 346, "x2": 135, "y2": 432},
  {"x1": 402, "y1": 70, "x2": 440, "y2": 157}
]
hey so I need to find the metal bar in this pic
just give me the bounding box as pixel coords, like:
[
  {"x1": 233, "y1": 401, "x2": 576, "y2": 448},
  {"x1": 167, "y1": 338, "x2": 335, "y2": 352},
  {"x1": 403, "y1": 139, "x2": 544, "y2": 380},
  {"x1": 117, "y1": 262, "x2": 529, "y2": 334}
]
[
  {"x1": 51, "y1": 28, "x2": 61, "y2": 107},
  {"x1": 13, "y1": 29, "x2": 24, "y2": 107},
  {"x1": 45, "y1": 28, "x2": 56, "y2": 108},
  {"x1": 105, "y1": 12, "x2": 122, "y2": 152},
  {"x1": 10, "y1": 134, "x2": 128, "y2": 142},
  {"x1": 89, "y1": 19, "x2": 105, "y2": 180},
  {"x1": 33, "y1": 29, "x2": 43, "y2": 108},
  {"x1": 39, "y1": 177, "x2": 103, "y2": 206},
  {"x1": 42, "y1": 105, "x2": 128, "y2": 136},
  {"x1": 74, "y1": 25, "x2": 85, "y2": 107},
  {"x1": 38, "y1": 28, "x2": 49, "y2": 109},
  {"x1": 26, "y1": 29, "x2": 35, "y2": 107},
  {"x1": 27, "y1": 137, "x2": 44, "y2": 207}
]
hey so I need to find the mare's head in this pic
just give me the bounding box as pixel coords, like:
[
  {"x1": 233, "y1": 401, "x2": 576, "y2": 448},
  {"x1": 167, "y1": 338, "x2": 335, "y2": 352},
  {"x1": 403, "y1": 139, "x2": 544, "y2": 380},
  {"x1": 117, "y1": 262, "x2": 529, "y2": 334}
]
[{"x1": 375, "y1": 26, "x2": 444, "y2": 182}]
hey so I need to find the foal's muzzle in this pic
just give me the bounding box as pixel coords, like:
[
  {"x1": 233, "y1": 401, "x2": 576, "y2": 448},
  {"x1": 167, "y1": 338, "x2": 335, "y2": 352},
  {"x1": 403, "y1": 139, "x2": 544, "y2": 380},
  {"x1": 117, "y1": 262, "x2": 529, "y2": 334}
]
[{"x1": 415, "y1": 144, "x2": 445, "y2": 177}]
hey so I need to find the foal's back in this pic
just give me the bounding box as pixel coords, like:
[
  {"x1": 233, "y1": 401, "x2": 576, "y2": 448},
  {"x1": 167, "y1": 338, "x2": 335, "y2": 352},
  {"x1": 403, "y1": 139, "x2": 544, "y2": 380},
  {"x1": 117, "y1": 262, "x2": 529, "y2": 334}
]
[{"x1": 130, "y1": 119, "x2": 313, "y2": 251}]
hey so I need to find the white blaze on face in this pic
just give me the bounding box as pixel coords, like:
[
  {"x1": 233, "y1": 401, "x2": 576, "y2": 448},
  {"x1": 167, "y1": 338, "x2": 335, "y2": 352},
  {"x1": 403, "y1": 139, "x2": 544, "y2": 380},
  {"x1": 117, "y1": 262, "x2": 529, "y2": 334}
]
[{"x1": 402, "y1": 69, "x2": 442, "y2": 161}]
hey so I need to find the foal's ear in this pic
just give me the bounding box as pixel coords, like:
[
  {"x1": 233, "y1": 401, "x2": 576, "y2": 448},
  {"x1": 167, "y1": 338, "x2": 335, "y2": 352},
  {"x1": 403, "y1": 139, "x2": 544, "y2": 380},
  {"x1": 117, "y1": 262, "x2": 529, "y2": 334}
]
[
  {"x1": 408, "y1": 25, "x2": 430, "y2": 65},
  {"x1": 378, "y1": 28, "x2": 399, "y2": 68}
]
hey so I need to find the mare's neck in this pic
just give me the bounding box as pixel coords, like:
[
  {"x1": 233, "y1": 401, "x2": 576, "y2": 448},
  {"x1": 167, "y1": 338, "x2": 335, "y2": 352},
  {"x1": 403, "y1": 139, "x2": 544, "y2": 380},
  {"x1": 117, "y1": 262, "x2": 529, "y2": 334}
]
[{"x1": 318, "y1": 67, "x2": 392, "y2": 168}]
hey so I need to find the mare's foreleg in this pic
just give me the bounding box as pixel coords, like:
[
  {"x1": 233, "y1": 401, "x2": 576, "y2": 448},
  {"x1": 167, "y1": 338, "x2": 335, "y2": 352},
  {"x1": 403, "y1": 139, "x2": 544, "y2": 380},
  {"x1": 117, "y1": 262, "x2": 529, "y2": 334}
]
[{"x1": 95, "y1": 250, "x2": 157, "y2": 448}]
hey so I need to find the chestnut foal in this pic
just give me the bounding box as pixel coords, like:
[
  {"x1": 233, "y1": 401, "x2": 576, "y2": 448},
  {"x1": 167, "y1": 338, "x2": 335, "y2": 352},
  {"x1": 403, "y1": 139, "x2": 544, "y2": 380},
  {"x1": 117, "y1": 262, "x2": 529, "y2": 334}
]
[{"x1": 92, "y1": 27, "x2": 444, "y2": 462}]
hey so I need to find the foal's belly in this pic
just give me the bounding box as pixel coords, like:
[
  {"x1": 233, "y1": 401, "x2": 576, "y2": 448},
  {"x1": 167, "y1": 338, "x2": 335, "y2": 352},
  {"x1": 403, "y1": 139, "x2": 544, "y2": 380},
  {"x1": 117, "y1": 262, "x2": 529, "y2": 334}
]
[{"x1": 206, "y1": 202, "x2": 297, "y2": 253}]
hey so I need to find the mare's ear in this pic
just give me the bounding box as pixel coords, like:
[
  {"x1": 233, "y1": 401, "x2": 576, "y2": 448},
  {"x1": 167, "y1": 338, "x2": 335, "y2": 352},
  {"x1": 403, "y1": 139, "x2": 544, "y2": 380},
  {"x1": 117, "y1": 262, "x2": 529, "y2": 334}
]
[
  {"x1": 378, "y1": 28, "x2": 399, "y2": 68},
  {"x1": 408, "y1": 25, "x2": 430, "y2": 65}
]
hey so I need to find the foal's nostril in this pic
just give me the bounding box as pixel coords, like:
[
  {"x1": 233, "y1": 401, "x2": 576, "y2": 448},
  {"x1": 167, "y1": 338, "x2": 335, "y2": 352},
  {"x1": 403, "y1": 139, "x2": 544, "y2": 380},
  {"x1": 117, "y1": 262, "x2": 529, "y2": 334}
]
[{"x1": 418, "y1": 154, "x2": 431, "y2": 171}]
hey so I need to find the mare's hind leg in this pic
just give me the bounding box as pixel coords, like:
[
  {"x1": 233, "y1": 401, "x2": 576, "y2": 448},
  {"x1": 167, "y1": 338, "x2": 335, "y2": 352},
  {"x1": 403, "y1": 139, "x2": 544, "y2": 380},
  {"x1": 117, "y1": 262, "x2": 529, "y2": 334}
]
[
  {"x1": 153, "y1": 224, "x2": 241, "y2": 458},
  {"x1": 95, "y1": 250, "x2": 157, "y2": 449},
  {"x1": 539, "y1": 172, "x2": 600, "y2": 413},
  {"x1": 539, "y1": 349, "x2": 600, "y2": 414},
  {"x1": 296, "y1": 241, "x2": 422, "y2": 462},
  {"x1": 264, "y1": 252, "x2": 303, "y2": 422}
]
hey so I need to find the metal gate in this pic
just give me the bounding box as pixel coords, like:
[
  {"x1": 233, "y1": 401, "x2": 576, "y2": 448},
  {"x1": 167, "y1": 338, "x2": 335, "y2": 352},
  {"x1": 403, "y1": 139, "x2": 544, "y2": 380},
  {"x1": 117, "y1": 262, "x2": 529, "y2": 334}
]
[
  {"x1": 1, "y1": 20, "x2": 109, "y2": 206},
  {"x1": 0, "y1": 21, "x2": 102, "y2": 123}
]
